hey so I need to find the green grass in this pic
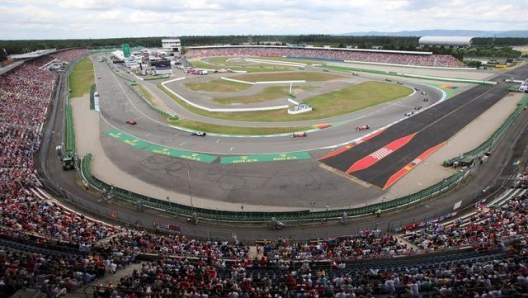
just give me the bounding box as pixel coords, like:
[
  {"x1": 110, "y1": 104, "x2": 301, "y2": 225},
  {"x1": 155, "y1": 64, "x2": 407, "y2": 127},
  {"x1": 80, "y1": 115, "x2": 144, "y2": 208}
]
[
  {"x1": 136, "y1": 83, "x2": 309, "y2": 135},
  {"x1": 204, "y1": 56, "x2": 326, "y2": 66},
  {"x1": 159, "y1": 80, "x2": 411, "y2": 123},
  {"x1": 137, "y1": 85, "x2": 162, "y2": 108},
  {"x1": 203, "y1": 57, "x2": 231, "y2": 64},
  {"x1": 214, "y1": 86, "x2": 309, "y2": 104},
  {"x1": 184, "y1": 79, "x2": 251, "y2": 92},
  {"x1": 190, "y1": 60, "x2": 292, "y2": 73},
  {"x1": 231, "y1": 71, "x2": 343, "y2": 82},
  {"x1": 69, "y1": 57, "x2": 94, "y2": 97},
  {"x1": 303, "y1": 81, "x2": 411, "y2": 117}
]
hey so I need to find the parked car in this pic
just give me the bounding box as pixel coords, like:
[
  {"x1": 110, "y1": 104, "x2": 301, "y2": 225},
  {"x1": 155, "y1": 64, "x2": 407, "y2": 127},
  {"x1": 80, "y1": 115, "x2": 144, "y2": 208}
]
[
  {"x1": 292, "y1": 132, "x2": 308, "y2": 138},
  {"x1": 191, "y1": 131, "x2": 206, "y2": 137},
  {"x1": 126, "y1": 120, "x2": 137, "y2": 125},
  {"x1": 355, "y1": 125, "x2": 370, "y2": 131}
]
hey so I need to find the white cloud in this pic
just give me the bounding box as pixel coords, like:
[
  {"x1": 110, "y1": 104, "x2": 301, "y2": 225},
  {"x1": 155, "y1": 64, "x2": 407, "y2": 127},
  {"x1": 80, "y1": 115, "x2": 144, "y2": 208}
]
[{"x1": 0, "y1": 0, "x2": 526, "y2": 39}]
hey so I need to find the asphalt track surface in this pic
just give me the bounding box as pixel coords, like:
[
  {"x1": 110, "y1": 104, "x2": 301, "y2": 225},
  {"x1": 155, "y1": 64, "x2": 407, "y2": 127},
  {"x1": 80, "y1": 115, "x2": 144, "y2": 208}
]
[
  {"x1": 89, "y1": 60, "x2": 448, "y2": 209},
  {"x1": 320, "y1": 78, "x2": 511, "y2": 189},
  {"x1": 41, "y1": 59, "x2": 528, "y2": 241},
  {"x1": 89, "y1": 60, "x2": 526, "y2": 210}
]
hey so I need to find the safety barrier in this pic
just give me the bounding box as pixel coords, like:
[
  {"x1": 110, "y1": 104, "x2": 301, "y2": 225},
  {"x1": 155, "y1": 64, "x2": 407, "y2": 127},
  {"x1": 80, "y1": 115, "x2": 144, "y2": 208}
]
[
  {"x1": 161, "y1": 79, "x2": 289, "y2": 113},
  {"x1": 89, "y1": 84, "x2": 96, "y2": 110},
  {"x1": 127, "y1": 84, "x2": 178, "y2": 121},
  {"x1": 81, "y1": 152, "x2": 468, "y2": 224},
  {"x1": 443, "y1": 95, "x2": 528, "y2": 167},
  {"x1": 64, "y1": 104, "x2": 76, "y2": 154},
  {"x1": 114, "y1": 71, "x2": 136, "y2": 83}
]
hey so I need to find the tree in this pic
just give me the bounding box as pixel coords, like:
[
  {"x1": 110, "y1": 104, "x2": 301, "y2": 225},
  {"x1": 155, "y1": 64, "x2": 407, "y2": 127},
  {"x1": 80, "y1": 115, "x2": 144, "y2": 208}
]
[{"x1": 0, "y1": 48, "x2": 7, "y2": 62}]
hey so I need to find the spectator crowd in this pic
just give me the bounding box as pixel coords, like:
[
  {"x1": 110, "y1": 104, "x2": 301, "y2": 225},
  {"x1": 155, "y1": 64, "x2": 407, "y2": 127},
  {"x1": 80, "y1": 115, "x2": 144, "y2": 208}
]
[
  {"x1": 184, "y1": 46, "x2": 460, "y2": 68},
  {"x1": 1, "y1": 48, "x2": 528, "y2": 298}
]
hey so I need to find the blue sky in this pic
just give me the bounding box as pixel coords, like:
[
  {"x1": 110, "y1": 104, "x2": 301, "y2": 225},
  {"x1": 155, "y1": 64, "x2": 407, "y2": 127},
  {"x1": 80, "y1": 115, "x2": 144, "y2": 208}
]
[{"x1": 1, "y1": 0, "x2": 526, "y2": 40}]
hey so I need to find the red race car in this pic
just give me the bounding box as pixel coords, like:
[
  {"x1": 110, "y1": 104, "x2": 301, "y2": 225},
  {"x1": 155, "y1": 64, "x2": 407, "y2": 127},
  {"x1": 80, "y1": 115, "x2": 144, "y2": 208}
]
[
  {"x1": 126, "y1": 120, "x2": 137, "y2": 125},
  {"x1": 355, "y1": 125, "x2": 370, "y2": 131},
  {"x1": 291, "y1": 132, "x2": 308, "y2": 138}
]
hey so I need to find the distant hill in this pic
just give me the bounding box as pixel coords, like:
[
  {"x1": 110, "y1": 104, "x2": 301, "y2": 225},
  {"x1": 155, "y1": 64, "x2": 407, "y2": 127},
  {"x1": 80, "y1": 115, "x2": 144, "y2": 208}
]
[{"x1": 342, "y1": 30, "x2": 528, "y2": 38}]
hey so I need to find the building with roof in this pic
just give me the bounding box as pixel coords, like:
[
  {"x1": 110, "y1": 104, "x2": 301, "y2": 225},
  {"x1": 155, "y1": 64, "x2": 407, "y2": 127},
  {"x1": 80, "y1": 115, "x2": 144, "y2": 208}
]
[
  {"x1": 161, "y1": 37, "x2": 182, "y2": 56},
  {"x1": 419, "y1": 36, "x2": 474, "y2": 49}
]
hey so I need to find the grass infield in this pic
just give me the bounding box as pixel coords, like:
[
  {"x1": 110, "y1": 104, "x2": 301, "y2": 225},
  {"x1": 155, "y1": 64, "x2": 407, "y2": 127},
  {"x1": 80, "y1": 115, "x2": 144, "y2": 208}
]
[
  {"x1": 69, "y1": 57, "x2": 94, "y2": 98},
  {"x1": 159, "y1": 80, "x2": 411, "y2": 124}
]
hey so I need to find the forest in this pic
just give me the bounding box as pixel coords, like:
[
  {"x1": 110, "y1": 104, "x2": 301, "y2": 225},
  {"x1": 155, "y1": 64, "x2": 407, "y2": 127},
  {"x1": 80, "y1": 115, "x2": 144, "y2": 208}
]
[{"x1": 1, "y1": 35, "x2": 527, "y2": 62}]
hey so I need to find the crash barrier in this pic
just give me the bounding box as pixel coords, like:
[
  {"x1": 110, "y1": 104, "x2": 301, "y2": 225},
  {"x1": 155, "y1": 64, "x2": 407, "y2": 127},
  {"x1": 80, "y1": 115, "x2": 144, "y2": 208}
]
[
  {"x1": 81, "y1": 152, "x2": 468, "y2": 224},
  {"x1": 327, "y1": 65, "x2": 496, "y2": 86},
  {"x1": 114, "y1": 70, "x2": 136, "y2": 83},
  {"x1": 127, "y1": 84, "x2": 179, "y2": 121},
  {"x1": 443, "y1": 95, "x2": 528, "y2": 167},
  {"x1": 81, "y1": 153, "x2": 310, "y2": 223},
  {"x1": 89, "y1": 84, "x2": 96, "y2": 110},
  {"x1": 64, "y1": 104, "x2": 76, "y2": 154},
  {"x1": 143, "y1": 75, "x2": 170, "y2": 81}
]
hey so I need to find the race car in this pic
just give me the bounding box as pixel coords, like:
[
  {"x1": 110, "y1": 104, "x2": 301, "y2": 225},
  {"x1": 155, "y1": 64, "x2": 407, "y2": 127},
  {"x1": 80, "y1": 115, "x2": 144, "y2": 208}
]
[
  {"x1": 355, "y1": 125, "x2": 370, "y2": 131},
  {"x1": 404, "y1": 111, "x2": 415, "y2": 117},
  {"x1": 291, "y1": 132, "x2": 308, "y2": 138},
  {"x1": 415, "y1": 106, "x2": 422, "y2": 110},
  {"x1": 126, "y1": 120, "x2": 137, "y2": 125},
  {"x1": 191, "y1": 131, "x2": 207, "y2": 137}
]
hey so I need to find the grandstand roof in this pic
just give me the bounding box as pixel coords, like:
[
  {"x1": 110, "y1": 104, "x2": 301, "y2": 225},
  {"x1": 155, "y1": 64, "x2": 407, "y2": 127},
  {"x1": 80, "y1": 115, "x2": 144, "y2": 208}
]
[
  {"x1": 10, "y1": 49, "x2": 57, "y2": 60},
  {"x1": 111, "y1": 50, "x2": 125, "y2": 61},
  {"x1": 419, "y1": 36, "x2": 474, "y2": 47}
]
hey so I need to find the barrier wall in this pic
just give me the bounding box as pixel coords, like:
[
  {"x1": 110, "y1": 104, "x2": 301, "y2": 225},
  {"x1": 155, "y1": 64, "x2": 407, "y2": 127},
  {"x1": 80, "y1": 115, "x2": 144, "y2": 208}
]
[
  {"x1": 64, "y1": 104, "x2": 75, "y2": 154},
  {"x1": 443, "y1": 95, "x2": 528, "y2": 167},
  {"x1": 89, "y1": 84, "x2": 96, "y2": 110},
  {"x1": 81, "y1": 152, "x2": 468, "y2": 224},
  {"x1": 161, "y1": 78, "x2": 289, "y2": 113},
  {"x1": 128, "y1": 84, "x2": 179, "y2": 121}
]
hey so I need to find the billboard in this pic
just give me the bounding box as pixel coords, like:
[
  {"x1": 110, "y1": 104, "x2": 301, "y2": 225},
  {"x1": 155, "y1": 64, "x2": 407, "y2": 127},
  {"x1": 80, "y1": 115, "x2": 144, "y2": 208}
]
[{"x1": 122, "y1": 44, "x2": 131, "y2": 58}]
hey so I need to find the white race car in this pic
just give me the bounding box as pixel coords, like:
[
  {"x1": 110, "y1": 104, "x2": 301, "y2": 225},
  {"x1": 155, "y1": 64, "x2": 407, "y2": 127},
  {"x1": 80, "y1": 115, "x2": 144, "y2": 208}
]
[{"x1": 191, "y1": 131, "x2": 207, "y2": 137}]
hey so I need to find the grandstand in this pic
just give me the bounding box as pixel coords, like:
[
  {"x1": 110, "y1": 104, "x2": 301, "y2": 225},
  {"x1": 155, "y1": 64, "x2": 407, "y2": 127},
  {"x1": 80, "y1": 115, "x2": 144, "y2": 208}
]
[
  {"x1": 184, "y1": 45, "x2": 460, "y2": 67},
  {"x1": 1, "y1": 47, "x2": 528, "y2": 298}
]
